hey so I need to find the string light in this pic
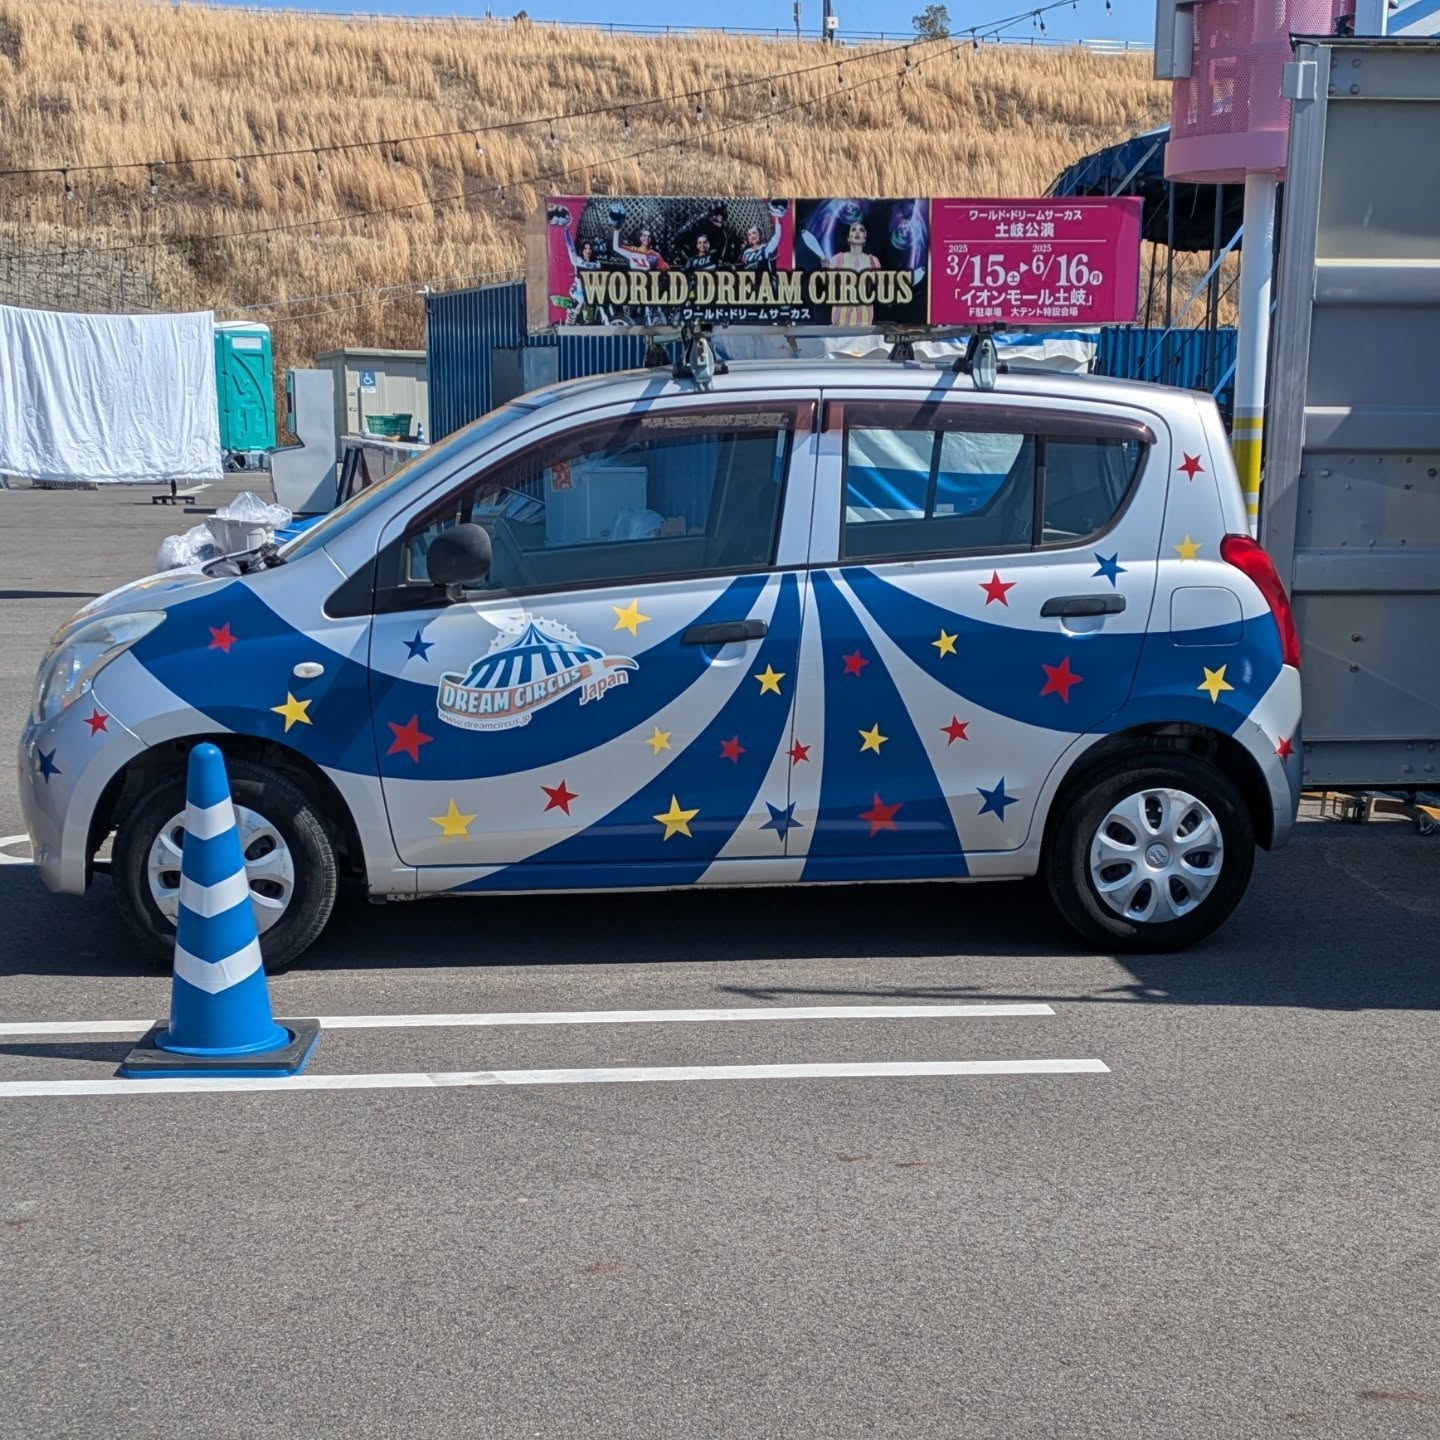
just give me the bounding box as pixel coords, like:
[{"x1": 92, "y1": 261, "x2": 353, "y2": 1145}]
[
  {"x1": 474, "y1": 133, "x2": 486, "y2": 156},
  {"x1": 147, "y1": 166, "x2": 158, "y2": 195},
  {"x1": 903, "y1": 47, "x2": 914, "y2": 72},
  {"x1": 836, "y1": 63, "x2": 845, "y2": 87},
  {"x1": 62, "y1": 168, "x2": 72, "y2": 201},
  {"x1": 1039, "y1": 16, "x2": 1047, "y2": 32},
  {"x1": 315, "y1": 152, "x2": 325, "y2": 178},
  {"x1": 391, "y1": 144, "x2": 403, "y2": 165},
  {"x1": 548, "y1": 121, "x2": 557, "y2": 144},
  {"x1": 623, "y1": 110, "x2": 631, "y2": 132},
  {"x1": 233, "y1": 160, "x2": 244, "y2": 184}
]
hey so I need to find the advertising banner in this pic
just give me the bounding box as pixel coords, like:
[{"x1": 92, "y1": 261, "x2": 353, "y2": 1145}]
[
  {"x1": 527, "y1": 195, "x2": 1139, "y2": 333},
  {"x1": 928, "y1": 197, "x2": 1143, "y2": 326},
  {"x1": 529, "y1": 196, "x2": 930, "y2": 332}
]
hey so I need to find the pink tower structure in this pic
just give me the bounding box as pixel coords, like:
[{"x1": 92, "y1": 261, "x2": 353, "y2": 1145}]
[{"x1": 1158, "y1": 0, "x2": 1349, "y2": 529}]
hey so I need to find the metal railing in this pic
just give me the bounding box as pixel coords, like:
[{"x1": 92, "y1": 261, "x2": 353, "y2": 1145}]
[{"x1": 185, "y1": 4, "x2": 1149, "y2": 52}]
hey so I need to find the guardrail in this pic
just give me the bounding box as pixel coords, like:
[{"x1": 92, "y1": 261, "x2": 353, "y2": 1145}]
[{"x1": 186, "y1": 4, "x2": 1149, "y2": 52}]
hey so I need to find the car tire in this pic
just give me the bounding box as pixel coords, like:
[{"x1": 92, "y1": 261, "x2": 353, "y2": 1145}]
[
  {"x1": 1043, "y1": 752, "x2": 1255, "y2": 953},
  {"x1": 112, "y1": 759, "x2": 339, "y2": 974}
]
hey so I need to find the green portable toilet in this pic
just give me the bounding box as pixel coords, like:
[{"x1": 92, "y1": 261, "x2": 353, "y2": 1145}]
[{"x1": 214, "y1": 321, "x2": 277, "y2": 452}]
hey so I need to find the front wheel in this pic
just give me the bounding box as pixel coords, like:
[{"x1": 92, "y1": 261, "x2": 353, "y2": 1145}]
[
  {"x1": 113, "y1": 759, "x2": 339, "y2": 973},
  {"x1": 1043, "y1": 753, "x2": 1255, "y2": 953}
]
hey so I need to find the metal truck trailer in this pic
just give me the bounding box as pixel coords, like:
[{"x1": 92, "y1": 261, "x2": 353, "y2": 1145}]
[{"x1": 1263, "y1": 37, "x2": 1440, "y2": 791}]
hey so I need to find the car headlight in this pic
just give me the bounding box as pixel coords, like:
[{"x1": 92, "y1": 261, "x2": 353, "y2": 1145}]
[{"x1": 31, "y1": 612, "x2": 165, "y2": 726}]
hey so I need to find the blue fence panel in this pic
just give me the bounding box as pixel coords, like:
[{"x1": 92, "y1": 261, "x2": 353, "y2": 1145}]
[
  {"x1": 427, "y1": 281, "x2": 668, "y2": 437},
  {"x1": 1096, "y1": 326, "x2": 1237, "y2": 415},
  {"x1": 425, "y1": 281, "x2": 526, "y2": 438}
]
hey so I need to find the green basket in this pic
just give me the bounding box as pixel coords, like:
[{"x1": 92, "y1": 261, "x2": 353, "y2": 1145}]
[{"x1": 365, "y1": 413, "x2": 412, "y2": 438}]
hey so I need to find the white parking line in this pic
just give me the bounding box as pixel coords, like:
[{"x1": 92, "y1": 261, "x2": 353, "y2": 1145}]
[
  {"x1": 0, "y1": 1002, "x2": 1055, "y2": 1039},
  {"x1": 0, "y1": 1058, "x2": 1110, "y2": 1100}
]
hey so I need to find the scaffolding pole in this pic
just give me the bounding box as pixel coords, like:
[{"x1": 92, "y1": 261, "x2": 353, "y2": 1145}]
[{"x1": 1232, "y1": 171, "x2": 1278, "y2": 534}]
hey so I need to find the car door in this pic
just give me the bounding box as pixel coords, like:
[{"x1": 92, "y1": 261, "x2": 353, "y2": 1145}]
[
  {"x1": 789, "y1": 388, "x2": 1163, "y2": 877},
  {"x1": 367, "y1": 395, "x2": 816, "y2": 885}
]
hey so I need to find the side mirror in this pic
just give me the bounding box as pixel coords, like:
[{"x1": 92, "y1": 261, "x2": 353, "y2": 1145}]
[{"x1": 427, "y1": 523, "x2": 492, "y2": 590}]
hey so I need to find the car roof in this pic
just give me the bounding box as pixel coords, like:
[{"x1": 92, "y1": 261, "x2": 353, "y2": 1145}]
[{"x1": 520, "y1": 358, "x2": 1194, "y2": 417}]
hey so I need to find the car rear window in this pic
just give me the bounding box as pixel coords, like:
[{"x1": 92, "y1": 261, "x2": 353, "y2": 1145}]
[{"x1": 832, "y1": 400, "x2": 1147, "y2": 562}]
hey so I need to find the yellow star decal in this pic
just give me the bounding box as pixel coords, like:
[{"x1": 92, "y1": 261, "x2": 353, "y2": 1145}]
[
  {"x1": 653, "y1": 794, "x2": 699, "y2": 841},
  {"x1": 1198, "y1": 665, "x2": 1234, "y2": 704},
  {"x1": 858, "y1": 722, "x2": 888, "y2": 754},
  {"x1": 754, "y1": 665, "x2": 785, "y2": 695},
  {"x1": 645, "y1": 726, "x2": 672, "y2": 754},
  {"x1": 612, "y1": 598, "x2": 650, "y2": 637},
  {"x1": 932, "y1": 628, "x2": 958, "y2": 657},
  {"x1": 428, "y1": 797, "x2": 476, "y2": 840},
  {"x1": 271, "y1": 692, "x2": 312, "y2": 732},
  {"x1": 1173, "y1": 533, "x2": 1203, "y2": 561}
]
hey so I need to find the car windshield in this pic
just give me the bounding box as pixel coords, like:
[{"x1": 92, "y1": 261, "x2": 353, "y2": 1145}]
[{"x1": 278, "y1": 402, "x2": 537, "y2": 562}]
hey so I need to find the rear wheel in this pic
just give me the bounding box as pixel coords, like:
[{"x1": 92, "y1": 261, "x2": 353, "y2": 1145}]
[
  {"x1": 1043, "y1": 753, "x2": 1254, "y2": 953},
  {"x1": 112, "y1": 760, "x2": 339, "y2": 973}
]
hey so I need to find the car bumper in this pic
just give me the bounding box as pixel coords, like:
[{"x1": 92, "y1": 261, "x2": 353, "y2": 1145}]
[
  {"x1": 1234, "y1": 664, "x2": 1302, "y2": 850},
  {"x1": 18, "y1": 679, "x2": 145, "y2": 894}
]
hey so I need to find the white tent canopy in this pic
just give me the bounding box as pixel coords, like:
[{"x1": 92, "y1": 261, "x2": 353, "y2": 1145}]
[{"x1": 0, "y1": 305, "x2": 222, "y2": 484}]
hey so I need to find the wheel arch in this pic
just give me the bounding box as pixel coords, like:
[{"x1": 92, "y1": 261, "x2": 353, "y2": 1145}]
[
  {"x1": 1043, "y1": 721, "x2": 1277, "y2": 856},
  {"x1": 90, "y1": 733, "x2": 367, "y2": 881}
]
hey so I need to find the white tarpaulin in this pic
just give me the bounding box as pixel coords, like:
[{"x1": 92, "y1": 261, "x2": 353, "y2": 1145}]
[{"x1": 0, "y1": 304, "x2": 222, "y2": 483}]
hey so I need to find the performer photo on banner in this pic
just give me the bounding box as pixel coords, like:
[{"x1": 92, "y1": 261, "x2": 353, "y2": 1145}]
[
  {"x1": 540, "y1": 196, "x2": 802, "y2": 330},
  {"x1": 793, "y1": 198, "x2": 930, "y2": 328}
]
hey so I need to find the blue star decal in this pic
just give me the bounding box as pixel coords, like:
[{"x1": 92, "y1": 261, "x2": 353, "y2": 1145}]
[
  {"x1": 402, "y1": 630, "x2": 434, "y2": 662},
  {"x1": 976, "y1": 778, "x2": 1016, "y2": 821},
  {"x1": 1092, "y1": 552, "x2": 1126, "y2": 587},
  {"x1": 759, "y1": 801, "x2": 802, "y2": 840},
  {"x1": 37, "y1": 748, "x2": 62, "y2": 784}
]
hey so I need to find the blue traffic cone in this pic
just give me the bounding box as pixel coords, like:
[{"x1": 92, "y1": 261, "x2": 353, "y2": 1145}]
[{"x1": 120, "y1": 743, "x2": 319, "y2": 1078}]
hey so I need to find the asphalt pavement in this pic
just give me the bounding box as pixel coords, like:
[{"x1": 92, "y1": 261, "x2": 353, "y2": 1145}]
[{"x1": 1, "y1": 483, "x2": 1437, "y2": 1440}]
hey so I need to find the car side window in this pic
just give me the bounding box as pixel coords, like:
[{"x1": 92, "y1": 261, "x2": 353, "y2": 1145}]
[
  {"x1": 835, "y1": 401, "x2": 1147, "y2": 562},
  {"x1": 404, "y1": 405, "x2": 802, "y2": 595},
  {"x1": 1041, "y1": 437, "x2": 1144, "y2": 545}
]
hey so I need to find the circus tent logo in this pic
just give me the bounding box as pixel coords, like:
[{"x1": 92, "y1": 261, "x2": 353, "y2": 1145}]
[{"x1": 437, "y1": 616, "x2": 637, "y2": 732}]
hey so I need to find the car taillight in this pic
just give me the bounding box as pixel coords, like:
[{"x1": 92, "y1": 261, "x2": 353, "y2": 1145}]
[{"x1": 1220, "y1": 533, "x2": 1301, "y2": 669}]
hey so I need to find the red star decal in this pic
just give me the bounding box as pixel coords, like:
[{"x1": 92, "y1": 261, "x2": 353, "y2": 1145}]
[
  {"x1": 207, "y1": 623, "x2": 236, "y2": 654},
  {"x1": 1275, "y1": 736, "x2": 1294, "y2": 761},
  {"x1": 941, "y1": 716, "x2": 970, "y2": 745},
  {"x1": 720, "y1": 736, "x2": 746, "y2": 764},
  {"x1": 541, "y1": 779, "x2": 578, "y2": 815},
  {"x1": 841, "y1": 650, "x2": 869, "y2": 677},
  {"x1": 84, "y1": 708, "x2": 109, "y2": 736},
  {"x1": 385, "y1": 714, "x2": 433, "y2": 763},
  {"x1": 1178, "y1": 452, "x2": 1205, "y2": 480},
  {"x1": 1039, "y1": 656, "x2": 1083, "y2": 703},
  {"x1": 980, "y1": 571, "x2": 1015, "y2": 606},
  {"x1": 788, "y1": 740, "x2": 812, "y2": 765},
  {"x1": 859, "y1": 792, "x2": 903, "y2": 837}
]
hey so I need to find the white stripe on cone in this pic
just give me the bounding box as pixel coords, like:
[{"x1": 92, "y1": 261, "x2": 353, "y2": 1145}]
[
  {"x1": 173, "y1": 938, "x2": 264, "y2": 995},
  {"x1": 184, "y1": 796, "x2": 237, "y2": 841},
  {"x1": 178, "y1": 868, "x2": 252, "y2": 919}
]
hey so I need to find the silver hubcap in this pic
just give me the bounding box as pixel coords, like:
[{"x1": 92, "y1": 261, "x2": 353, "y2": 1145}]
[
  {"x1": 147, "y1": 805, "x2": 295, "y2": 933},
  {"x1": 1089, "y1": 786, "x2": 1223, "y2": 924}
]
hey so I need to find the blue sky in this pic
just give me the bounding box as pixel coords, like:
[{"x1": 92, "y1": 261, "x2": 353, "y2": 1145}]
[{"x1": 205, "y1": 0, "x2": 1153, "y2": 46}]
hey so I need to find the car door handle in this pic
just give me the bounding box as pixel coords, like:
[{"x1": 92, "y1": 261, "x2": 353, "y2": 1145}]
[
  {"x1": 1040, "y1": 594, "x2": 1127, "y2": 618},
  {"x1": 682, "y1": 619, "x2": 769, "y2": 645}
]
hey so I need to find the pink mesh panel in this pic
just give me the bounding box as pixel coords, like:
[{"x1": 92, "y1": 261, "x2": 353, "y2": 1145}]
[{"x1": 1168, "y1": 0, "x2": 1349, "y2": 181}]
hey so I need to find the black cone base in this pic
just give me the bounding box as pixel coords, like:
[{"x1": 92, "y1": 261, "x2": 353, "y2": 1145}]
[{"x1": 119, "y1": 1019, "x2": 321, "y2": 1078}]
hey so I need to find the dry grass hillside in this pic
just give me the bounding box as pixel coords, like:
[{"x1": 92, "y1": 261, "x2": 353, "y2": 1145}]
[{"x1": 0, "y1": 0, "x2": 1170, "y2": 386}]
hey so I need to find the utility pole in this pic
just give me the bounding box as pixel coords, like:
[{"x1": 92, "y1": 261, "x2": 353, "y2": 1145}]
[
  {"x1": 822, "y1": 0, "x2": 834, "y2": 43},
  {"x1": 794, "y1": 0, "x2": 801, "y2": 39}
]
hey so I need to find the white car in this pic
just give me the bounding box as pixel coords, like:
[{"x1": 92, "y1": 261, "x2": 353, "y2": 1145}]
[{"x1": 20, "y1": 361, "x2": 1302, "y2": 969}]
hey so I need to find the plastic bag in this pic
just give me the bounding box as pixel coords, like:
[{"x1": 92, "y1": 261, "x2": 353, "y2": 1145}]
[
  {"x1": 611, "y1": 507, "x2": 665, "y2": 541},
  {"x1": 213, "y1": 491, "x2": 292, "y2": 527},
  {"x1": 157, "y1": 523, "x2": 220, "y2": 571}
]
